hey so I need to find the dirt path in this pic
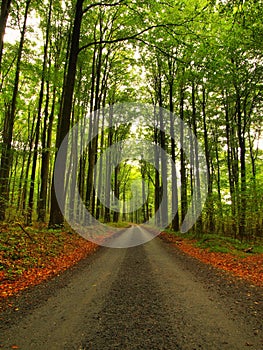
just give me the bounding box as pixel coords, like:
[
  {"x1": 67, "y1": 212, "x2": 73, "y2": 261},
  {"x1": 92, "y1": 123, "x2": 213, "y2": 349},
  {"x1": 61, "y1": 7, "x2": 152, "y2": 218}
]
[{"x1": 1, "y1": 227, "x2": 262, "y2": 349}]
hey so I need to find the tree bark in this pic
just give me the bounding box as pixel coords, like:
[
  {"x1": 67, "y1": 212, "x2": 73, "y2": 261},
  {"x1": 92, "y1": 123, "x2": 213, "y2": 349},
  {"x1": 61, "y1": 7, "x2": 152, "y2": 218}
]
[
  {"x1": 0, "y1": 0, "x2": 11, "y2": 74},
  {"x1": 27, "y1": 2, "x2": 52, "y2": 224},
  {"x1": 49, "y1": 0, "x2": 84, "y2": 227},
  {"x1": 168, "y1": 58, "x2": 179, "y2": 231},
  {"x1": 0, "y1": 0, "x2": 30, "y2": 221},
  {"x1": 180, "y1": 84, "x2": 187, "y2": 224}
]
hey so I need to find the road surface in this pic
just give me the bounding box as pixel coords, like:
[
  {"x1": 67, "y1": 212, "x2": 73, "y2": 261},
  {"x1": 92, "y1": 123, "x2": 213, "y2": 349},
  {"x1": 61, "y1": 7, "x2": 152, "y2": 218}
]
[{"x1": 1, "y1": 226, "x2": 262, "y2": 349}]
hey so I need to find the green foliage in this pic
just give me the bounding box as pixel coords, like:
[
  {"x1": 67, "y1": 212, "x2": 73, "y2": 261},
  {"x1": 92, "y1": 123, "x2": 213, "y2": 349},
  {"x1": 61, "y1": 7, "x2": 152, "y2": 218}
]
[
  {"x1": 0, "y1": 224, "x2": 69, "y2": 278},
  {"x1": 195, "y1": 234, "x2": 263, "y2": 255},
  {"x1": 106, "y1": 221, "x2": 131, "y2": 228}
]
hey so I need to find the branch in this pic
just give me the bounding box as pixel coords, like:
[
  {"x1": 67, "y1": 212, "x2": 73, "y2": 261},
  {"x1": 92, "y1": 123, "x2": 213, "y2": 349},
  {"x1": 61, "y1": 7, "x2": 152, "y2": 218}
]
[
  {"x1": 79, "y1": 24, "x2": 172, "y2": 53},
  {"x1": 135, "y1": 37, "x2": 186, "y2": 64},
  {"x1": 17, "y1": 223, "x2": 35, "y2": 242},
  {"x1": 83, "y1": 0, "x2": 126, "y2": 14}
]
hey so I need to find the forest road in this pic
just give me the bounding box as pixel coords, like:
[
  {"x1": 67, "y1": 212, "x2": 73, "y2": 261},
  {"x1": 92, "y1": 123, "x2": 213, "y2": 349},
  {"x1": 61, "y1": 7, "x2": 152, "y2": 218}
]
[{"x1": 0, "y1": 226, "x2": 262, "y2": 350}]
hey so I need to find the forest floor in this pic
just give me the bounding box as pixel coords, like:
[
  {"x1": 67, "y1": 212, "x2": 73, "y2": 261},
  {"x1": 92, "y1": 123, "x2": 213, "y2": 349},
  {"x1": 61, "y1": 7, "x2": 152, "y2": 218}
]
[
  {"x1": 0, "y1": 224, "x2": 98, "y2": 302},
  {"x1": 159, "y1": 231, "x2": 263, "y2": 287},
  {"x1": 0, "y1": 224, "x2": 262, "y2": 307}
]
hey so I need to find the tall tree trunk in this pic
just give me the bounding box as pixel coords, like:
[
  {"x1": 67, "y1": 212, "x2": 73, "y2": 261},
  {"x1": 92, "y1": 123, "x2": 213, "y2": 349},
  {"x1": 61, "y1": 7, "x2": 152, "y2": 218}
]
[
  {"x1": 21, "y1": 112, "x2": 35, "y2": 214},
  {"x1": 224, "y1": 90, "x2": 237, "y2": 237},
  {"x1": 156, "y1": 60, "x2": 168, "y2": 227},
  {"x1": 201, "y1": 86, "x2": 213, "y2": 232},
  {"x1": 86, "y1": 39, "x2": 103, "y2": 214},
  {"x1": 95, "y1": 109, "x2": 105, "y2": 220},
  {"x1": 49, "y1": 0, "x2": 84, "y2": 227},
  {"x1": 16, "y1": 142, "x2": 27, "y2": 211},
  {"x1": 104, "y1": 106, "x2": 113, "y2": 223},
  {"x1": 27, "y1": 2, "x2": 52, "y2": 224},
  {"x1": 191, "y1": 82, "x2": 202, "y2": 233},
  {"x1": 214, "y1": 134, "x2": 224, "y2": 233},
  {"x1": 0, "y1": 0, "x2": 30, "y2": 221},
  {"x1": 113, "y1": 162, "x2": 120, "y2": 223},
  {"x1": 85, "y1": 43, "x2": 98, "y2": 212},
  {"x1": 141, "y1": 160, "x2": 147, "y2": 222},
  {"x1": 180, "y1": 85, "x2": 187, "y2": 225},
  {"x1": 154, "y1": 123, "x2": 160, "y2": 226},
  {"x1": 168, "y1": 59, "x2": 179, "y2": 231},
  {"x1": 38, "y1": 78, "x2": 56, "y2": 221},
  {"x1": 236, "y1": 92, "x2": 246, "y2": 240},
  {"x1": 0, "y1": 0, "x2": 11, "y2": 74}
]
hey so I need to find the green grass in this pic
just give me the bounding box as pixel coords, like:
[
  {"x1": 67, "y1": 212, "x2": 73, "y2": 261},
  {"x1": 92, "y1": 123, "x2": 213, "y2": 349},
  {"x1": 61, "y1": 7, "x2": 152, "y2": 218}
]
[
  {"x1": 163, "y1": 229, "x2": 263, "y2": 256},
  {"x1": 195, "y1": 234, "x2": 263, "y2": 255}
]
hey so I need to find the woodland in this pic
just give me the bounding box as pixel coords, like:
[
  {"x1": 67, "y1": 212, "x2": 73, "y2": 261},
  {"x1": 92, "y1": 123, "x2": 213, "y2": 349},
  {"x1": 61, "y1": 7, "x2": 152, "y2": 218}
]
[{"x1": 0, "y1": 0, "x2": 263, "y2": 242}]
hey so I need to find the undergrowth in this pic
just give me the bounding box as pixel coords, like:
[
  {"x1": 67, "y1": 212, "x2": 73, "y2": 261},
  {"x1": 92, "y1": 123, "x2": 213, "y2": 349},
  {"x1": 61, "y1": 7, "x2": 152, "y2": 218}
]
[
  {"x1": 0, "y1": 224, "x2": 77, "y2": 280},
  {"x1": 164, "y1": 229, "x2": 263, "y2": 256}
]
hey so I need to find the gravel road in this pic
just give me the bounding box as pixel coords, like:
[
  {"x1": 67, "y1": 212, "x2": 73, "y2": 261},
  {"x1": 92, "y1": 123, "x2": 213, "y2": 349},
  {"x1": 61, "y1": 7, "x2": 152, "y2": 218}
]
[{"x1": 1, "y1": 226, "x2": 262, "y2": 349}]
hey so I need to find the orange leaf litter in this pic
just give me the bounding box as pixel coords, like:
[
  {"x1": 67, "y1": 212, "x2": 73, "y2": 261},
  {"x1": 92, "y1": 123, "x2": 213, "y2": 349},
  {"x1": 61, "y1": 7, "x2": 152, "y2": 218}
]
[
  {"x1": 0, "y1": 238, "x2": 98, "y2": 299},
  {"x1": 160, "y1": 232, "x2": 263, "y2": 287}
]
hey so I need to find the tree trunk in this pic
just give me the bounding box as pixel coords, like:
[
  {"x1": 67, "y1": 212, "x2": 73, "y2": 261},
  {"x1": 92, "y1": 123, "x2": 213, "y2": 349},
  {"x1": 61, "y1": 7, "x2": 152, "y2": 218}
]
[
  {"x1": 38, "y1": 79, "x2": 56, "y2": 221},
  {"x1": 180, "y1": 85, "x2": 187, "y2": 224},
  {"x1": 27, "y1": 3, "x2": 52, "y2": 224},
  {"x1": 236, "y1": 92, "x2": 246, "y2": 240},
  {"x1": 191, "y1": 82, "x2": 202, "y2": 233},
  {"x1": 0, "y1": 0, "x2": 30, "y2": 221},
  {"x1": 224, "y1": 90, "x2": 237, "y2": 237},
  {"x1": 49, "y1": 0, "x2": 84, "y2": 227},
  {"x1": 201, "y1": 86, "x2": 213, "y2": 232},
  {"x1": 104, "y1": 106, "x2": 113, "y2": 223},
  {"x1": 0, "y1": 0, "x2": 11, "y2": 74},
  {"x1": 157, "y1": 60, "x2": 168, "y2": 227},
  {"x1": 113, "y1": 163, "x2": 120, "y2": 223},
  {"x1": 215, "y1": 134, "x2": 224, "y2": 233},
  {"x1": 168, "y1": 59, "x2": 179, "y2": 231}
]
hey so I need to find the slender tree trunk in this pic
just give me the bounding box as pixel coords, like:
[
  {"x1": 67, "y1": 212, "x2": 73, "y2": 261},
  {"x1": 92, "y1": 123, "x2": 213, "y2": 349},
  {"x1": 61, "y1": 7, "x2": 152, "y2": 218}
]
[
  {"x1": 104, "y1": 106, "x2": 113, "y2": 223},
  {"x1": 96, "y1": 109, "x2": 105, "y2": 220},
  {"x1": 113, "y1": 163, "x2": 120, "y2": 223},
  {"x1": 27, "y1": 3, "x2": 52, "y2": 224},
  {"x1": 154, "y1": 124, "x2": 160, "y2": 226},
  {"x1": 85, "y1": 45, "x2": 97, "y2": 211},
  {"x1": 168, "y1": 61, "x2": 179, "y2": 231},
  {"x1": 0, "y1": 0, "x2": 11, "y2": 74},
  {"x1": 17, "y1": 143, "x2": 27, "y2": 211},
  {"x1": 180, "y1": 85, "x2": 187, "y2": 224},
  {"x1": 157, "y1": 61, "x2": 168, "y2": 227},
  {"x1": 215, "y1": 135, "x2": 224, "y2": 233},
  {"x1": 201, "y1": 86, "x2": 213, "y2": 232},
  {"x1": 224, "y1": 91, "x2": 237, "y2": 237},
  {"x1": 38, "y1": 78, "x2": 56, "y2": 221},
  {"x1": 141, "y1": 160, "x2": 147, "y2": 222},
  {"x1": 21, "y1": 112, "x2": 35, "y2": 214},
  {"x1": 122, "y1": 184, "x2": 126, "y2": 221},
  {"x1": 236, "y1": 92, "x2": 246, "y2": 240},
  {"x1": 191, "y1": 82, "x2": 202, "y2": 233},
  {"x1": 0, "y1": 0, "x2": 30, "y2": 221},
  {"x1": 9, "y1": 147, "x2": 19, "y2": 216}
]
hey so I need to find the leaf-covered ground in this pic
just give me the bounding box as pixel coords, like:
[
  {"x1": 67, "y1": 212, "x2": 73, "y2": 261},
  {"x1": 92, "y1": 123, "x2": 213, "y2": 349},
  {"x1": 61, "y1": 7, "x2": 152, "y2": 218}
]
[
  {"x1": 160, "y1": 232, "x2": 263, "y2": 287},
  {"x1": 0, "y1": 225, "x2": 98, "y2": 299}
]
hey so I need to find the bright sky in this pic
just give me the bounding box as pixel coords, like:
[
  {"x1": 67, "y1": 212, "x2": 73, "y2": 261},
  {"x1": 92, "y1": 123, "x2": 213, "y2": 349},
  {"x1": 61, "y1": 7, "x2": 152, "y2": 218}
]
[{"x1": 5, "y1": 10, "x2": 40, "y2": 45}]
